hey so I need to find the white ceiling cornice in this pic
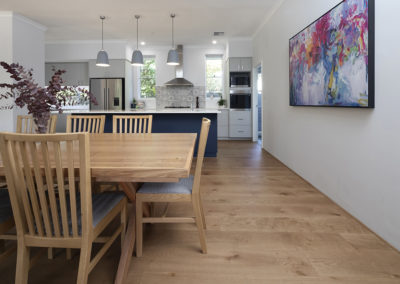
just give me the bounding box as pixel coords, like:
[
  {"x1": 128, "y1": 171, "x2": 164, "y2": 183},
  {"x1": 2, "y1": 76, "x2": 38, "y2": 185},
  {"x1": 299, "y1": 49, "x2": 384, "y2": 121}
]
[
  {"x1": 252, "y1": 0, "x2": 285, "y2": 39},
  {"x1": 45, "y1": 39, "x2": 128, "y2": 44},
  {"x1": 13, "y1": 12, "x2": 47, "y2": 31}
]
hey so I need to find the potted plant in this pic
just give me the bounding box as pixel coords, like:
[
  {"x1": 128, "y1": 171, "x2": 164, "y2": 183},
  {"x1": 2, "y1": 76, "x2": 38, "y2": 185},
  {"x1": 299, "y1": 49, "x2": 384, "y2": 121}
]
[
  {"x1": 217, "y1": 98, "x2": 227, "y2": 108},
  {"x1": 131, "y1": 98, "x2": 137, "y2": 109},
  {"x1": 0, "y1": 62, "x2": 96, "y2": 133}
]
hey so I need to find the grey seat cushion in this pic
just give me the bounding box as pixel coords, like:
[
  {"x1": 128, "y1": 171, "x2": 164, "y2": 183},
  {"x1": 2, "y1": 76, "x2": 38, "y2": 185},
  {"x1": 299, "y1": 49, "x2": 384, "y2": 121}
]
[
  {"x1": 54, "y1": 192, "x2": 125, "y2": 235},
  {"x1": 0, "y1": 189, "x2": 12, "y2": 223},
  {"x1": 137, "y1": 175, "x2": 194, "y2": 195},
  {"x1": 91, "y1": 192, "x2": 125, "y2": 227}
]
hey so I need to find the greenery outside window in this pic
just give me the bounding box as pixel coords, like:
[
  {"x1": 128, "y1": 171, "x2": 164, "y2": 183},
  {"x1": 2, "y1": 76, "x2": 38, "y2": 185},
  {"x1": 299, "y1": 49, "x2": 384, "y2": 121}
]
[
  {"x1": 139, "y1": 56, "x2": 156, "y2": 98},
  {"x1": 206, "y1": 55, "x2": 223, "y2": 98}
]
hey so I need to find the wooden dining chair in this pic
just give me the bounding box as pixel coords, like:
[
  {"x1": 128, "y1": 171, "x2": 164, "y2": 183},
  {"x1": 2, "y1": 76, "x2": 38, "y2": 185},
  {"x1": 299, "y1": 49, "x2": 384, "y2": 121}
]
[
  {"x1": 135, "y1": 118, "x2": 210, "y2": 257},
  {"x1": 0, "y1": 132, "x2": 127, "y2": 284},
  {"x1": 16, "y1": 115, "x2": 58, "y2": 134},
  {"x1": 112, "y1": 115, "x2": 153, "y2": 134},
  {"x1": 66, "y1": 115, "x2": 105, "y2": 133}
]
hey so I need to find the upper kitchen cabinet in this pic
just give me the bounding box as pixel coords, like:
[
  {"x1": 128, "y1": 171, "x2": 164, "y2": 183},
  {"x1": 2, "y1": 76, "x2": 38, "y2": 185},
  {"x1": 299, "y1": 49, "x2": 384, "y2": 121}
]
[
  {"x1": 88, "y1": 59, "x2": 126, "y2": 78},
  {"x1": 45, "y1": 62, "x2": 89, "y2": 86},
  {"x1": 229, "y1": 57, "x2": 252, "y2": 72}
]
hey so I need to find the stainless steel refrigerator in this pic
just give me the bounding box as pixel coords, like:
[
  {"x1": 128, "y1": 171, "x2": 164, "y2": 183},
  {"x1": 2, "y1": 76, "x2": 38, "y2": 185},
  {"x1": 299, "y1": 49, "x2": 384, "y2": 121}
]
[{"x1": 90, "y1": 78, "x2": 124, "y2": 110}]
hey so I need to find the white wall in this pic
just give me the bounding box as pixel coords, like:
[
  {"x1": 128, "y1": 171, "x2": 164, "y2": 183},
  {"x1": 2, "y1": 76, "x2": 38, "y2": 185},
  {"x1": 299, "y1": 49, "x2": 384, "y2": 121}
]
[
  {"x1": 228, "y1": 39, "x2": 253, "y2": 57},
  {"x1": 0, "y1": 12, "x2": 14, "y2": 131},
  {"x1": 132, "y1": 45, "x2": 225, "y2": 102},
  {"x1": 253, "y1": 0, "x2": 400, "y2": 250},
  {"x1": 45, "y1": 40, "x2": 127, "y2": 62},
  {"x1": 0, "y1": 12, "x2": 46, "y2": 131}
]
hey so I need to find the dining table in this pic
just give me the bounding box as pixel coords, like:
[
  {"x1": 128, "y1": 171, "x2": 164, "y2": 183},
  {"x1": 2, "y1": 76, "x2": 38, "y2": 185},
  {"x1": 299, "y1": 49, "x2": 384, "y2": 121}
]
[{"x1": 0, "y1": 132, "x2": 197, "y2": 284}]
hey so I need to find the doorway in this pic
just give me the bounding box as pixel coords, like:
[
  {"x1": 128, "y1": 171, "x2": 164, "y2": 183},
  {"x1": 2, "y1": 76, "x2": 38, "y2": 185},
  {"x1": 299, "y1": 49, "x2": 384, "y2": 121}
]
[{"x1": 252, "y1": 64, "x2": 262, "y2": 144}]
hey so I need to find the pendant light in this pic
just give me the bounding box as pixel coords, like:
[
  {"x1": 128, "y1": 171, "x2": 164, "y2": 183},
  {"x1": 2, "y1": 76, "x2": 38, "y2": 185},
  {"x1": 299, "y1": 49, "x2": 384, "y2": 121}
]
[
  {"x1": 131, "y1": 15, "x2": 144, "y2": 66},
  {"x1": 167, "y1": 13, "x2": 179, "y2": 65},
  {"x1": 96, "y1": 16, "x2": 110, "y2": 67}
]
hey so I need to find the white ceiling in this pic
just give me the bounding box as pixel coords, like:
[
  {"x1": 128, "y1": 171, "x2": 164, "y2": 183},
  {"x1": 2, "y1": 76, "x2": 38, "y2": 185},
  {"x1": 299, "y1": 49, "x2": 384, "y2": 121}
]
[{"x1": 0, "y1": 0, "x2": 282, "y2": 45}]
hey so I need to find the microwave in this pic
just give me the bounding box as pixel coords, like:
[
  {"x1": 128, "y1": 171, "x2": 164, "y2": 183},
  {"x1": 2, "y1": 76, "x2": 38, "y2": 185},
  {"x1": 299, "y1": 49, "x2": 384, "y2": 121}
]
[
  {"x1": 230, "y1": 72, "x2": 251, "y2": 88},
  {"x1": 230, "y1": 89, "x2": 251, "y2": 109}
]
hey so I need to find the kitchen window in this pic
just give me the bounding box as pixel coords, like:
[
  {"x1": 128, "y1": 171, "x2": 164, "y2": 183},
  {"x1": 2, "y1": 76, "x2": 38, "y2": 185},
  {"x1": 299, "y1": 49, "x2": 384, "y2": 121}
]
[
  {"x1": 139, "y1": 56, "x2": 156, "y2": 98},
  {"x1": 206, "y1": 55, "x2": 223, "y2": 98}
]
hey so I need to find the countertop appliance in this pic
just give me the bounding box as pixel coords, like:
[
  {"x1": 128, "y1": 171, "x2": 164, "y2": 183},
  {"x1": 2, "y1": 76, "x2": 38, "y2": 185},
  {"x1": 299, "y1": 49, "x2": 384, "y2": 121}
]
[
  {"x1": 230, "y1": 88, "x2": 251, "y2": 109},
  {"x1": 230, "y1": 72, "x2": 251, "y2": 88},
  {"x1": 90, "y1": 78, "x2": 125, "y2": 110}
]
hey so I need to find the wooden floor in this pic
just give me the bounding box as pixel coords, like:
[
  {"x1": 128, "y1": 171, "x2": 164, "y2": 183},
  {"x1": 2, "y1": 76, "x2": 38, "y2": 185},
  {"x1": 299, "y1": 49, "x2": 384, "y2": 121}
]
[{"x1": 1, "y1": 140, "x2": 400, "y2": 283}]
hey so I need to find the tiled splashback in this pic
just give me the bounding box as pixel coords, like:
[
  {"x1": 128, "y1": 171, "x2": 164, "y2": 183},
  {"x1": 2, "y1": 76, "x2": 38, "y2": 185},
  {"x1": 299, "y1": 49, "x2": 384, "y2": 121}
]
[{"x1": 156, "y1": 86, "x2": 206, "y2": 109}]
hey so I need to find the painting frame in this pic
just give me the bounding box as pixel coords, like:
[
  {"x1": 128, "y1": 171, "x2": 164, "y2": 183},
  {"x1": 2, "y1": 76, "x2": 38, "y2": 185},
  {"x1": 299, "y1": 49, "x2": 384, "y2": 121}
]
[{"x1": 289, "y1": 0, "x2": 375, "y2": 108}]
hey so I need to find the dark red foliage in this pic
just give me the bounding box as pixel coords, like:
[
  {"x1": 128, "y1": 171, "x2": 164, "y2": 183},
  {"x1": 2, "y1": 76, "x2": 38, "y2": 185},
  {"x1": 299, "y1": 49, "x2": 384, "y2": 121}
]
[{"x1": 0, "y1": 62, "x2": 97, "y2": 133}]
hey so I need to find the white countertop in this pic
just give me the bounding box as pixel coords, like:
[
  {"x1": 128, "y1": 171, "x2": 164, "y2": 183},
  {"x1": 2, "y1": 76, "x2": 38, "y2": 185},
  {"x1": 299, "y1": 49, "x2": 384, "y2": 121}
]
[{"x1": 56, "y1": 109, "x2": 221, "y2": 114}]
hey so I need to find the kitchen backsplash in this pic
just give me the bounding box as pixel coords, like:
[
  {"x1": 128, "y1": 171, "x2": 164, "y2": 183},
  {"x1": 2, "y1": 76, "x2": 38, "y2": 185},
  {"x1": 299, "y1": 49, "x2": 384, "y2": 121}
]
[{"x1": 156, "y1": 86, "x2": 206, "y2": 109}]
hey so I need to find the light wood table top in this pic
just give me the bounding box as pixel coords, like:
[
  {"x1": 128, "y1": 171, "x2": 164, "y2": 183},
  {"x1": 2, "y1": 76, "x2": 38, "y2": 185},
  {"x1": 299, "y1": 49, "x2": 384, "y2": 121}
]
[
  {"x1": 88, "y1": 133, "x2": 197, "y2": 182},
  {"x1": 0, "y1": 133, "x2": 197, "y2": 183}
]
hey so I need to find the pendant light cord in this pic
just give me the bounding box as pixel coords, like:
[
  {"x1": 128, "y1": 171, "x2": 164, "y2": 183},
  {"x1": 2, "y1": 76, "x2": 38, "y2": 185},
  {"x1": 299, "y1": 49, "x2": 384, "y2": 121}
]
[
  {"x1": 171, "y1": 15, "x2": 175, "y2": 48},
  {"x1": 101, "y1": 18, "x2": 104, "y2": 50},
  {"x1": 137, "y1": 17, "x2": 139, "y2": 50}
]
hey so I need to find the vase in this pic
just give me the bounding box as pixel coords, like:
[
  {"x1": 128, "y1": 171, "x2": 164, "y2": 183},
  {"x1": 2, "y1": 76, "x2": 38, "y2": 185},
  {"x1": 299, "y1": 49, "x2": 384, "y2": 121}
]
[{"x1": 34, "y1": 111, "x2": 51, "y2": 134}]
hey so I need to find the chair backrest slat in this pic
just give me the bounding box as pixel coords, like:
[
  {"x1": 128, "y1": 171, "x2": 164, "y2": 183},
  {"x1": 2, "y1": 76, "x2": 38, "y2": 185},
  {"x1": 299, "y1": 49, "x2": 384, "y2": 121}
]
[
  {"x1": 19, "y1": 141, "x2": 45, "y2": 236},
  {"x1": 53, "y1": 141, "x2": 70, "y2": 237},
  {"x1": 0, "y1": 133, "x2": 91, "y2": 241},
  {"x1": 66, "y1": 115, "x2": 105, "y2": 133},
  {"x1": 192, "y1": 118, "x2": 211, "y2": 196},
  {"x1": 112, "y1": 115, "x2": 153, "y2": 134},
  {"x1": 10, "y1": 141, "x2": 36, "y2": 235},
  {"x1": 41, "y1": 141, "x2": 61, "y2": 237},
  {"x1": 17, "y1": 115, "x2": 58, "y2": 134},
  {"x1": 66, "y1": 140, "x2": 79, "y2": 237},
  {"x1": 28, "y1": 141, "x2": 53, "y2": 237}
]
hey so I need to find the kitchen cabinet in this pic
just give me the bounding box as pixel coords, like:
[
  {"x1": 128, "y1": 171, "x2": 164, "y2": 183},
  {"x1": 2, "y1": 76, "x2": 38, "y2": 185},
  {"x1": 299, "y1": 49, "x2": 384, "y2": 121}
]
[
  {"x1": 229, "y1": 57, "x2": 252, "y2": 72},
  {"x1": 45, "y1": 62, "x2": 89, "y2": 86},
  {"x1": 229, "y1": 109, "x2": 252, "y2": 138},
  {"x1": 217, "y1": 109, "x2": 229, "y2": 139},
  {"x1": 89, "y1": 59, "x2": 126, "y2": 78}
]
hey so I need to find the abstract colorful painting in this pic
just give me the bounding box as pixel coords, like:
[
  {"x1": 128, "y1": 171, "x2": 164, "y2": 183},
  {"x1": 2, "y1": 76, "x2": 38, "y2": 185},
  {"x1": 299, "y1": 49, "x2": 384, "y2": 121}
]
[{"x1": 289, "y1": 0, "x2": 374, "y2": 107}]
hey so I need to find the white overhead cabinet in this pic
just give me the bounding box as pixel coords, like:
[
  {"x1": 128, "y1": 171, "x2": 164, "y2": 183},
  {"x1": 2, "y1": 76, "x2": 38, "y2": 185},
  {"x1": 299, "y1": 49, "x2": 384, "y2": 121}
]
[
  {"x1": 88, "y1": 59, "x2": 126, "y2": 78},
  {"x1": 45, "y1": 62, "x2": 89, "y2": 86},
  {"x1": 229, "y1": 57, "x2": 252, "y2": 72}
]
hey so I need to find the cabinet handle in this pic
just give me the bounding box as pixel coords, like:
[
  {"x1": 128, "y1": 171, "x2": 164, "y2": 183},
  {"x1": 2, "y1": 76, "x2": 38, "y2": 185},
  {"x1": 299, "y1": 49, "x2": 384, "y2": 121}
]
[
  {"x1": 238, "y1": 118, "x2": 244, "y2": 120},
  {"x1": 238, "y1": 131, "x2": 244, "y2": 133}
]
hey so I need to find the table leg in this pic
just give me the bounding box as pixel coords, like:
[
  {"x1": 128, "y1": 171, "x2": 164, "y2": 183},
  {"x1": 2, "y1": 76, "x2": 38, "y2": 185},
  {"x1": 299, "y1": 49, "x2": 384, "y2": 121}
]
[
  {"x1": 114, "y1": 182, "x2": 150, "y2": 284},
  {"x1": 114, "y1": 207, "x2": 135, "y2": 284}
]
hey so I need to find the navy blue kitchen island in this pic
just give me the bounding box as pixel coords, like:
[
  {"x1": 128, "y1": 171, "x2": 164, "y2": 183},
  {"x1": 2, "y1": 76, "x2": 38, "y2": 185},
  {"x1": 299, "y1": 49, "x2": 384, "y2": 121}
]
[{"x1": 69, "y1": 110, "x2": 219, "y2": 157}]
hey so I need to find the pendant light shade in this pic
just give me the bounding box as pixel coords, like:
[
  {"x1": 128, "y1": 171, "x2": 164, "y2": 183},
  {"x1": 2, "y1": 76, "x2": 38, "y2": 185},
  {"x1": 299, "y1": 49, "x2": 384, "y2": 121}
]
[
  {"x1": 167, "y1": 14, "x2": 179, "y2": 66},
  {"x1": 96, "y1": 16, "x2": 110, "y2": 67},
  {"x1": 132, "y1": 50, "x2": 144, "y2": 66},
  {"x1": 96, "y1": 50, "x2": 109, "y2": 67},
  {"x1": 131, "y1": 15, "x2": 144, "y2": 66},
  {"x1": 167, "y1": 49, "x2": 179, "y2": 66}
]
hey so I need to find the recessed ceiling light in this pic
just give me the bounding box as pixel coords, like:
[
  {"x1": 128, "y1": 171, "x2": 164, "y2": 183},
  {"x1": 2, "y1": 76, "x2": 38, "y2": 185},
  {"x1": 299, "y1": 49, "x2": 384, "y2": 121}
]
[
  {"x1": 140, "y1": 41, "x2": 146, "y2": 46},
  {"x1": 212, "y1": 40, "x2": 217, "y2": 44}
]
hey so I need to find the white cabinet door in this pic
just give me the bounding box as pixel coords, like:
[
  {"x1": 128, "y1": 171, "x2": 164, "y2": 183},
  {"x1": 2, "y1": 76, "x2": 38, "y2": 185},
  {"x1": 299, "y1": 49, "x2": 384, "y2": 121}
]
[
  {"x1": 229, "y1": 110, "x2": 251, "y2": 125},
  {"x1": 229, "y1": 110, "x2": 252, "y2": 138},
  {"x1": 229, "y1": 125, "x2": 252, "y2": 138},
  {"x1": 218, "y1": 109, "x2": 229, "y2": 138},
  {"x1": 240, "y1": 58, "x2": 252, "y2": 72},
  {"x1": 229, "y1": 58, "x2": 241, "y2": 72}
]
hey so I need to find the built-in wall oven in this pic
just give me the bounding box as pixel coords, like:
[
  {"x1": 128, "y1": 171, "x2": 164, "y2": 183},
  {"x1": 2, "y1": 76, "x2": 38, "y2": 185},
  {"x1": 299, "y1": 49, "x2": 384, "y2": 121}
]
[
  {"x1": 230, "y1": 72, "x2": 251, "y2": 88},
  {"x1": 230, "y1": 88, "x2": 251, "y2": 109}
]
